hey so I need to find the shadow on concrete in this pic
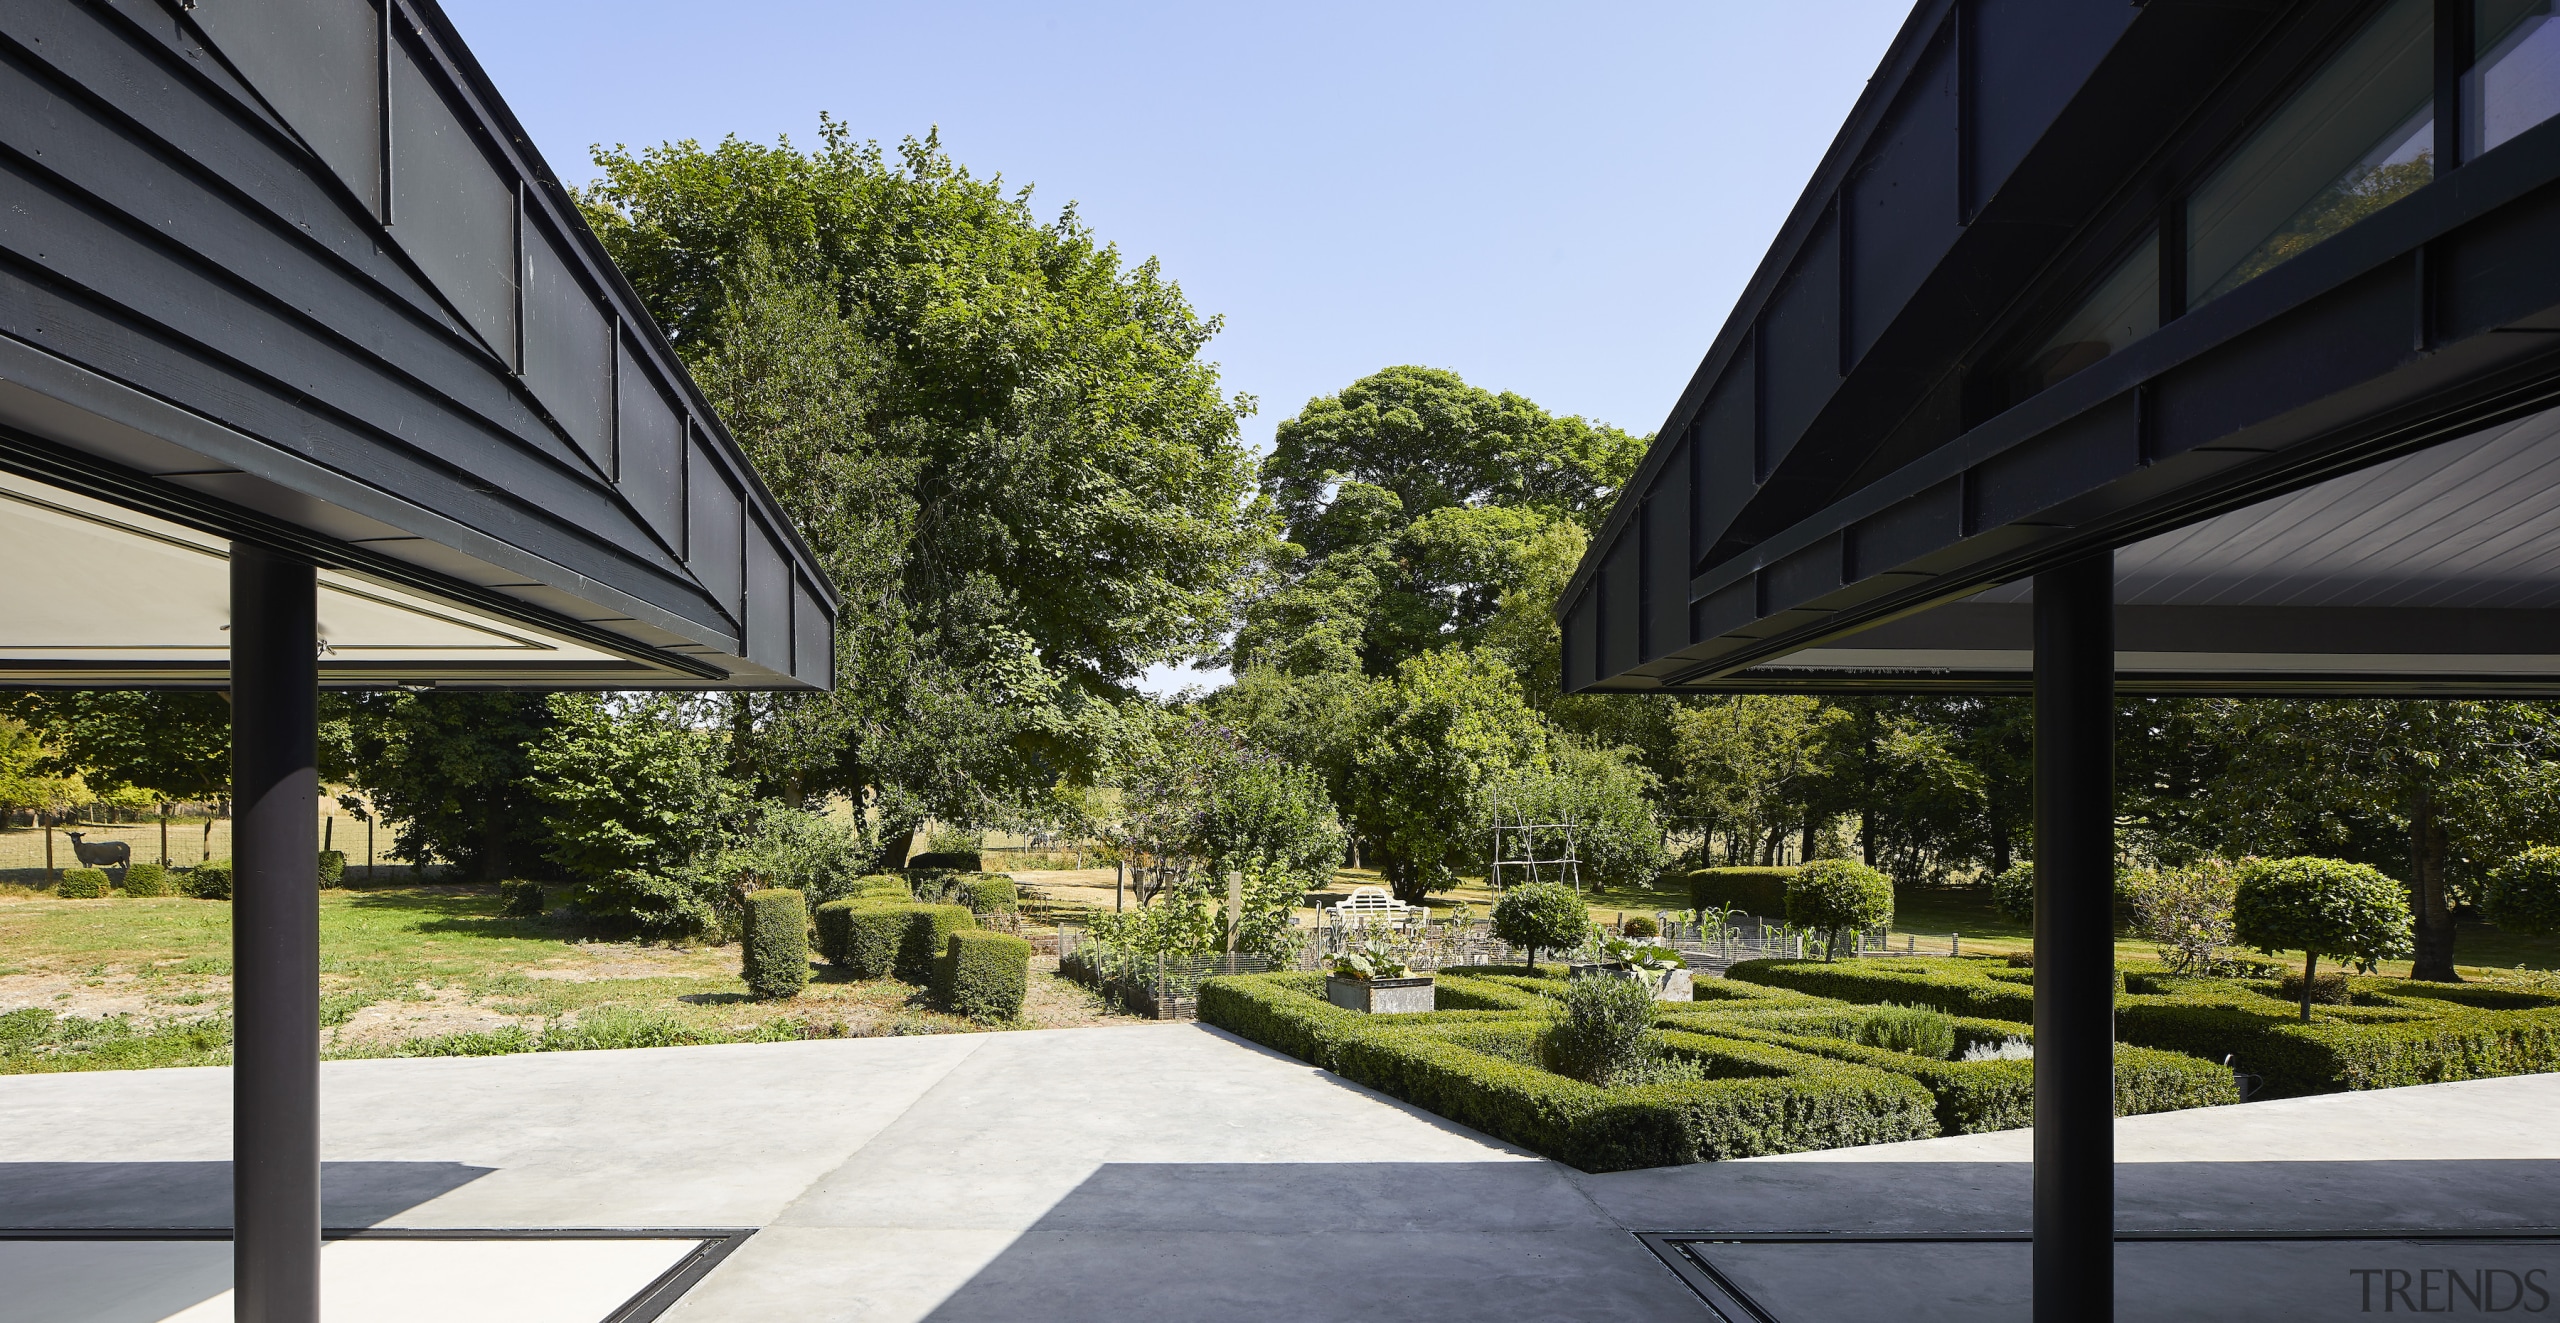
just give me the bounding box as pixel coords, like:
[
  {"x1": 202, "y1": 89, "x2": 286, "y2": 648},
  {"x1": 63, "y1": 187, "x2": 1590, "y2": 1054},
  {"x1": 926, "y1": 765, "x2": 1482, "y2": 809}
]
[
  {"x1": 916, "y1": 1161, "x2": 1710, "y2": 1322},
  {"x1": 0, "y1": 1160, "x2": 492, "y2": 1229}
]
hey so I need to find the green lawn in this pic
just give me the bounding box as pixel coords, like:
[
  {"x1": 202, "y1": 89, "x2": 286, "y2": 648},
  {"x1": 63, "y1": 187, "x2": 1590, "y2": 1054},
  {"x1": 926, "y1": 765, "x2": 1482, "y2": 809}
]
[{"x1": 0, "y1": 882, "x2": 1127, "y2": 1074}]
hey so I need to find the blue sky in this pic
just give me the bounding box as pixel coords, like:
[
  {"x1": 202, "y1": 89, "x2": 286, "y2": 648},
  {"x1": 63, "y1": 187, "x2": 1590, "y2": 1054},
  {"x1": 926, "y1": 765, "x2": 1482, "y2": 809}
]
[{"x1": 439, "y1": 1, "x2": 1913, "y2": 690}]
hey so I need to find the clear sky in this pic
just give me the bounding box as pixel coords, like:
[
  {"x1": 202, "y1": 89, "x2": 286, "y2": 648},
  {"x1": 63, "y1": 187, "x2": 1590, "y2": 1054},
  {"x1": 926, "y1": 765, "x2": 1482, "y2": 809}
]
[{"x1": 438, "y1": 0, "x2": 1914, "y2": 691}]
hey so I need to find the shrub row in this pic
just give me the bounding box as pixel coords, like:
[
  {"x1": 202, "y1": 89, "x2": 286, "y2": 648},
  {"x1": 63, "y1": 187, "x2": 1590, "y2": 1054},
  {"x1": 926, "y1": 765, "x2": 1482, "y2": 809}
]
[
  {"x1": 1727, "y1": 957, "x2": 2041, "y2": 1021},
  {"x1": 1682, "y1": 866, "x2": 1799, "y2": 918},
  {"x1": 814, "y1": 900, "x2": 974, "y2": 982},
  {"x1": 1199, "y1": 972, "x2": 1937, "y2": 1171}
]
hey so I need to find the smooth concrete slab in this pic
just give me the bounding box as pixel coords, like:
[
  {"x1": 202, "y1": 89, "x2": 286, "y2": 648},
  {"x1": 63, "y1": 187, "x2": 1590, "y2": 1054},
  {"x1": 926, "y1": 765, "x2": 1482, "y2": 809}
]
[
  {"x1": 0, "y1": 1024, "x2": 2554, "y2": 1320},
  {"x1": 0, "y1": 1236, "x2": 705, "y2": 1323}
]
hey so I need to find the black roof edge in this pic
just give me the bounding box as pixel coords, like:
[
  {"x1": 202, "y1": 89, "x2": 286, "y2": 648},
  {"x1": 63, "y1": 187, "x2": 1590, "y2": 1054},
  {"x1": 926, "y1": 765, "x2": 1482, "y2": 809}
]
[
  {"x1": 1553, "y1": 0, "x2": 1956, "y2": 622},
  {"x1": 396, "y1": 0, "x2": 842, "y2": 615}
]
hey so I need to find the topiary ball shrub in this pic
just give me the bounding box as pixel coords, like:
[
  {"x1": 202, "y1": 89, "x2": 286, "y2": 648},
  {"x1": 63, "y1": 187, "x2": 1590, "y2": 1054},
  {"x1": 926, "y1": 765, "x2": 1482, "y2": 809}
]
[
  {"x1": 1787, "y1": 859, "x2": 1895, "y2": 961},
  {"x1": 2484, "y1": 846, "x2": 2560, "y2": 938},
  {"x1": 1853, "y1": 1003, "x2": 1956, "y2": 1059},
  {"x1": 2277, "y1": 968, "x2": 2351, "y2": 1006},
  {"x1": 1989, "y1": 860, "x2": 2035, "y2": 923},
  {"x1": 1545, "y1": 972, "x2": 1660, "y2": 1085},
  {"x1": 316, "y1": 849, "x2": 346, "y2": 886},
  {"x1": 934, "y1": 930, "x2": 1033, "y2": 1022},
  {"x1": 1622, "y1": 916, "x2": 1659, "y2": 939},
  {"x1": 957, "y1": 874, "x2": 1018, "y2": 914},
  {"x1": 2005, "y1": 951, "x2": 2036, "y2": 969},
  {"x1": 2233, "y1": 856, "x2": 2414, "y2": 1022},
  {"x1": 183, "y1": 858, "x2": 233, "y2": 900},
  {"x1": 56, "y1": 868, "x2": 109, "y2": 899},
  {"x1": 499, "y1": 879, "x2": 546, "y2": 917},
  {"x1": 741, "y1": 888, "x2": 810, "y2": 1000},
  {"x1": 121, "y1": 862, "x2": 172, "y2": 897},
  {"x1": 1493, "y1": 881, "x2": 1589, "y2": 973}
]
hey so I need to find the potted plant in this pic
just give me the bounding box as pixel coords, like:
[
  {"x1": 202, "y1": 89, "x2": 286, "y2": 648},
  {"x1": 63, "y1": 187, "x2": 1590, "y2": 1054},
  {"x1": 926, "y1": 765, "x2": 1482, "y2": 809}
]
[
  {"x1": 1569, "y1": 935, "x2": 1694, "y2": 1001},
  {"x1": 1324, "y1": 935, "x2": 1434, "y2": 1014}
]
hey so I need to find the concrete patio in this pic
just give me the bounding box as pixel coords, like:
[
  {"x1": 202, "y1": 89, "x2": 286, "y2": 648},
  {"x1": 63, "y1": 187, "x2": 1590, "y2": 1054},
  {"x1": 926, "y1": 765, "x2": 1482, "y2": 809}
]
[{"x1": 0, "y1": 1023, "x2": 2553, "y2": 1320}]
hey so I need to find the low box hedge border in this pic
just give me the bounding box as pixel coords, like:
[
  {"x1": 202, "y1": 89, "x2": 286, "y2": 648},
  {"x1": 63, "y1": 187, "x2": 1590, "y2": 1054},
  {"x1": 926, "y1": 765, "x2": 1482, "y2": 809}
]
[
  {"x1": 813, "y1": 899, "x2": 974, "y2": 982},
  {"x1": 1726, "y1": 957, "x2": 2041, "y2": 1022}
]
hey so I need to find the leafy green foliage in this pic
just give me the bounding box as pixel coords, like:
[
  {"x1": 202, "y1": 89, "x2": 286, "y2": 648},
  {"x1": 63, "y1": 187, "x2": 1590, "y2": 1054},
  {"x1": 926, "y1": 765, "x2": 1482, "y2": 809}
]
[
  {"x1": 498, "y1": 880, "x2": 545, "y2": 918},
  {"x1": 1989, "y1": 860, "x2": 2035, "y2": 923},
  {"x1": 1622, "y1": 917, "x2": 1658, "y2": 939},
  {"x1": 2484, "y1": 846, "x2": 2560, "y2": 938},
  {"x1": 316, "y1": 850, "x2": 346, "y2": 887},
  {"x1": 1490, "y1": 740, "x2": 1663, "y2": 889},
  {"x1": 322, "y1": 691, "x2": 556, "y2": 883},
  {"x1": 2233, "y1": 856, "x2": 2415, "y2": 1018},
  {"x1": 1492, "y1": 881, "x2": 1588, "y2": 971},
  {"x1": 0, "y1": 692, "x2": 230, "y2": 802},
  {"x1": 1685, "y1": 866, "x2": 1795, "y2": 918},
  {"x1": 1330, "y1": 934, "x2": 1410, "y2": 981},
  {"x1": 0, "y1": 715, "x2": 84, "y2": 819},
  {"x1": 120, "y1": 862, "x2": 170, "y2": 897},
  {"x1": 716, "y1": 803, "x2": 874, "y2": 905},
  {"x1": 1546, "y1": 973, "x2": 1659, "y2": 1085},
  {"x1": 828, "y1": 903, "x2": 986, "y2": 985},
  {"x1": 741, "y1": 888, "x2": 810, "y2": 1000},
  {"x1": 2126, "y1": 859, "x2": 2240, "y2": 974},
  {"x1": 956, "y1": 874, "x2": 1018, "y2": 914},
  {"x1": 1351, "y1": 649, "x2": 1548, "y2": 903},
  {"x1": 56, "y1": 868, "x2": 108, "y2": 899},
  {"x1": 527, "y1": 695, "x2": 750, "y2": 937},
  {"x1": 934, "y1": 931, "x2": 1033, "y2": 1023},
  {"x1": 181, "y1": 859, "x2": 230, "y2": 901},
  {"x1": 1853, "y1": 1004, "x2": 1955, "y2": 1059},
  {"x1": 1786, "y1": 859, "x2": 1894, "y2": 959}
]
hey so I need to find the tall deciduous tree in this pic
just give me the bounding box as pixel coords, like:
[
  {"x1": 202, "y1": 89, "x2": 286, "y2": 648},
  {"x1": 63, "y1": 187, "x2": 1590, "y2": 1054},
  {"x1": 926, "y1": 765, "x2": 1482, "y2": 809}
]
[
  {"x1": 1347, "y1": 648, "x2": 1550, "y2": 904},
  {"x1": 321, "y1": 691, "x2": 556, "y2": 883},
  {"x1": 1, "y1": 691, "x2": 230, "y2": 803}
]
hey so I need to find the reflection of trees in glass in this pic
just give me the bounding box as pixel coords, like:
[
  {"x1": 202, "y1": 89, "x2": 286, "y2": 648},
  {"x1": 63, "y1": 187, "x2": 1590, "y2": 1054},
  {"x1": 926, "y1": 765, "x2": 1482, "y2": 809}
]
[{"x1": 2205, "y1": 152, "x2": 2432, "y2": 301}]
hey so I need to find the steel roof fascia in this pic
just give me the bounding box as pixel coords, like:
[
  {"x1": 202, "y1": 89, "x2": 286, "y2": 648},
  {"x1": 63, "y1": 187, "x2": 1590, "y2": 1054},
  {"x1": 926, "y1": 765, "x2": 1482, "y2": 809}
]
[
  {"x1": 396, "y1": 0, "x2": 842, "y2": 614},
  {"x1": 0, "y1": 331, "x2": 739, "y2": 675},
  {"x1": 1551, "y1": 0, "x2": 1957, "y2": 620}
]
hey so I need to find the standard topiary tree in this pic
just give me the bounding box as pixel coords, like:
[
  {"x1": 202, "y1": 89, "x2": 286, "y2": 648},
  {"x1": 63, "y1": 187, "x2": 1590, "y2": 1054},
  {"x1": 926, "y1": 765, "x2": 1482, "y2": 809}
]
[
  {"x1": 741, "y1": 888, "x2": 810, "y2": 999},
  {"x1": 2232, "y1": 856, "x2": 2414, "y2": 1022},
  {"x1": 121, "y1": 862, "x2": 172, "y2": 897},
  {"x1": 1493, "y1": 881, "x2": 1588, "y2": 974},
  {"x1": 934, "y1": 930, "x2": 1033, "y2": 1022},
  {"x1": 2484, "y1": 846, "x2": 2560, "y2": 938},
  {"x1": 1786, "y1": 858, "x2": 1894, "y2": 961}
]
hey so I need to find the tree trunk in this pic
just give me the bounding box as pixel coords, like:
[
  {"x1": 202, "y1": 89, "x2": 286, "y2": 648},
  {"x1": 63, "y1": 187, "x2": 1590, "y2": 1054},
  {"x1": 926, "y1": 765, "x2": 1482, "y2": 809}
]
[
  {"x1": 2300, "y1": 950, "x2": 2318, "y2": 1022},
  {"x1": 2408, "y1": 785, "x2": 2461, "y2": 981},
  {"x1": 1800, "y1": 819, "x2": 1817, "y2": 865},
  {"x1": 880, "y1": 824, "x2": 917, "y2": 873}
]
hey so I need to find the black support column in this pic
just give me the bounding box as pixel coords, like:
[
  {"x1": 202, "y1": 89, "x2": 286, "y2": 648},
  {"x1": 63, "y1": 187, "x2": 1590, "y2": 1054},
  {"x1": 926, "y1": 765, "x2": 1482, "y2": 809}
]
[
  {"x1": 231, "y1": 542, "x2": 320, "y2": 1323},
  {"x1": 2033, "y1": 550, "x2": 2115, "y2": 1322}
]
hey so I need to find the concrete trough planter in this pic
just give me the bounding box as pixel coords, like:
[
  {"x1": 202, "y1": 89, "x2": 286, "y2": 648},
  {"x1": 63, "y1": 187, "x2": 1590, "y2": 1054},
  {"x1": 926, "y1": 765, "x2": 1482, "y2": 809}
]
[
  {"x1": 1325, "y1": 974, "x2": 1435, "y2": 1014},
  {"x1": 1568, "y1": 963, "x2": 1694, "y2": 1002}
]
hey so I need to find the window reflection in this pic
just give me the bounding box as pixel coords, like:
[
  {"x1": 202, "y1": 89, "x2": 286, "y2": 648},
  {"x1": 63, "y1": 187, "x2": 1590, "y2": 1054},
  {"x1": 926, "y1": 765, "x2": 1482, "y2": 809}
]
[
  {"x1": 2469, "y1": 1, "x2": 2560, "y2": 157},
  {"x1": 2017, "y1": 234, "x2": 2159, "y2": 398},
  {"x1": 2186, "y1": 0, "x2": 2434, "y2": 308}
]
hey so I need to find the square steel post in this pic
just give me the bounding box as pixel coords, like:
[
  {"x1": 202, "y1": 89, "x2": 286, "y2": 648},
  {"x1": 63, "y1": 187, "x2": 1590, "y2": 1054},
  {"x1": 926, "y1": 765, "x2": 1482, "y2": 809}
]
[
  {"x1": 2033, "y1": 549, "x2": 2115, "y2": 1321},
  {"x1": 231, "y1": 542, "x2": 320, "y2": 1323}
]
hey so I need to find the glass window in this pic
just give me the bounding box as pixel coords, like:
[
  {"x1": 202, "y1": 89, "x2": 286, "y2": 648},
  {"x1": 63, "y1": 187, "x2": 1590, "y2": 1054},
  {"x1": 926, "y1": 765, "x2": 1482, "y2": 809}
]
[
  {"x1": 2468, "y1": 1, "x2": 2560, "y2": 157},
  {"x1": 2017, "y1": 234, "x2": 2159, "y2": 398},
  {"x1": 2186, "y1": 0, "x2": 2435, "y2": 308}
]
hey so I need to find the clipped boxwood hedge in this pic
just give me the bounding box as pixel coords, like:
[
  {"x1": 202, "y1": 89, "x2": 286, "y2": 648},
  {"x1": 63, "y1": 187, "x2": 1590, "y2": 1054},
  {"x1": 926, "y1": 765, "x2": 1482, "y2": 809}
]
[
  {"x1": 957, "y1": 874, "x2": 1018, "y2": 914},
  {"x1": 934, "y1": 931, "x2": 1033, "y2": 1022},
  {"x1": 909, "y1": 850, "x2": 983, "y2": 872},
  {"x1": 1684, "y1": 866, "x2": 1798, "y2": 918},
  {"x1": 848, "y1": 874, "x2": 911, "y2": 901},
  {"x1": 182, "y1": 859, "x2": 232, "y2": 900},
  {"x1": 56, "y1": 868, "x2": 110, "y2": 899},
  {"x1": 741, "y1": 888, "x2": 809, "y2": 1000},
  {"x1": 1727, "y1": 957, "x2": 2041, "y2": 1021},
  {"x1": 1199, "y1": 971, "x2": 1935, "y2": 1171},
  {"x1": 818, "y1": 901, "x2": 978, "y2": 983},
  {"x1": 120, "y1": 862, "x2": 172, "y2": 897}
]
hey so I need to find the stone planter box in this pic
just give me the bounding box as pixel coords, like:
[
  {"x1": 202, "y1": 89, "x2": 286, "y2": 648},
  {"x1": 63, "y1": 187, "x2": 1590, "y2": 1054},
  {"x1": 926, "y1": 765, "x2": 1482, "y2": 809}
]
[
  {"x1": 1568, "y1": 963, "x2": 1694, "y2": 1002},
  {"x1": 1325, "y1": 974, "x2": 1435, "y2": 1014}
]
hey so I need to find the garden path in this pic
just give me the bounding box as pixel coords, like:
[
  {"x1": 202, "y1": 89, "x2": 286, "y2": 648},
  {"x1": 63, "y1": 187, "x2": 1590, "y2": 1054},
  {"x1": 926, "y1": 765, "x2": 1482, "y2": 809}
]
[{"x1": 0, "y1": 1028, "x2": 2552, "y2": 1319}]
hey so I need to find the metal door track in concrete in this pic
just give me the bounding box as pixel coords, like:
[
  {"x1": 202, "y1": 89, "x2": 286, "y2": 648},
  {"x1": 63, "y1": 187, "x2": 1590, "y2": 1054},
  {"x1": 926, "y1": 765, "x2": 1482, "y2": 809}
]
[
  {"x1": 1643, "y1": 1229, "x2": 2560, "y2": 1322},
  {"x1": 0, "y1": 1225, "x2": 754, "y2": 1323}
]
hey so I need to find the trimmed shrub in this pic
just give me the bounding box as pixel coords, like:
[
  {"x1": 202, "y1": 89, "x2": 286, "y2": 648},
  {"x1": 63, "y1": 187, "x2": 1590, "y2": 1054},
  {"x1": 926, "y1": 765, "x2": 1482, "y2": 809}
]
[
  {"x1": 934, "y1": 930, "x2": 1033, "y2": 1022},
  {"x1": 741, "y1": 888, "x2": 809, "y2": 999},
  {"x1": 1547, "y1": 973, "x2": 1660, "y2": 1084},
  {"x1": 2233, "y1": 856, "x2": 2414, "y2": 1021},
  {"x1": 1989, "y1": 860, "x2": 2035, "y2": 923},
  {"x1": 1493, "y1": 881, "x2": 1589, "y2": 971},
  {"x1": 121, "y1": 862, "x2": 172, "y2": 897},
  {"x1": 904, "y1": 868, "x2": 962, "y2": 903},
  {"x1": 182, "y1": 858, "x2": 232, "y2": 900},
  {"x1": 1685, "y1": 866, "x2": 1795, "y2": 919},
  {"x1": 1855, "y1": 1003, "x2": 1956, "y2": 1059},
  {"x1": 956, "y1": 874, "x2": 1018, "y2": 914},
  {"x1": 317, "y1": 849, "x2": 346, "y2": 886},
  {"x1": 57, "y1": 868, "x2": 109, "y2": 899},
  {"x1": 1622, "y1": 917, "x2": 1659, "y2": 939},
  {"x1": 499, "y1": 879, "x2": 546, "y2": 917},
  {"x1": 826, "y1": 902, "x2": 977, "y2": 983},
  {"x1": 849, "y1": 874, "x2": 911, "y2": 901},
  {"x1": 1786, "y1": 858, "x2": 1894, "y2": 959},
  {"x1": 1729, "y1": 957, "x2": 2038, "y2": 1022},
  {"x1": 909, "y1": 850, "x2": 983, "y2": 872},
  {"x1": 2483, "y1": 846, "x2": 2560, "y2": 937},
  {"x1": 2278, "y1": 969, "x2": 2350, "y2": 1006}
]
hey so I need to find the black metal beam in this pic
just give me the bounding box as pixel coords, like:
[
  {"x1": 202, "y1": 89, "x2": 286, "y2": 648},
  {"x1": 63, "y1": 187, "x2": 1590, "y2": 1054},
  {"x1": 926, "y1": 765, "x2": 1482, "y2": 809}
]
[
  {"x1": 231, "y1": 541, "x2": 320, "y2": 1323},
  {"x1": 2032, "y1": 549, "x2": 2115, "y2": 1323}
]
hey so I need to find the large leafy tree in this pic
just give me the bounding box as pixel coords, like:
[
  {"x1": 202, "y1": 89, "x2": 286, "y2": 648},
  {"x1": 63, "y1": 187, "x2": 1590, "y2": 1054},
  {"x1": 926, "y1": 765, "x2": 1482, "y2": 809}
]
[
  {"x1": 581, "y1": 125, "x2": 1270, "y2": 835},
  {"x1": 0, "y1": 691, "x2": 230, "y2": 803},
  {"x1": 1346, "y1": 648, "x2": 1551, "y2": 904},
  {"x1": 320, "y1": 691, "x2": 555, "y2": 883}
]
